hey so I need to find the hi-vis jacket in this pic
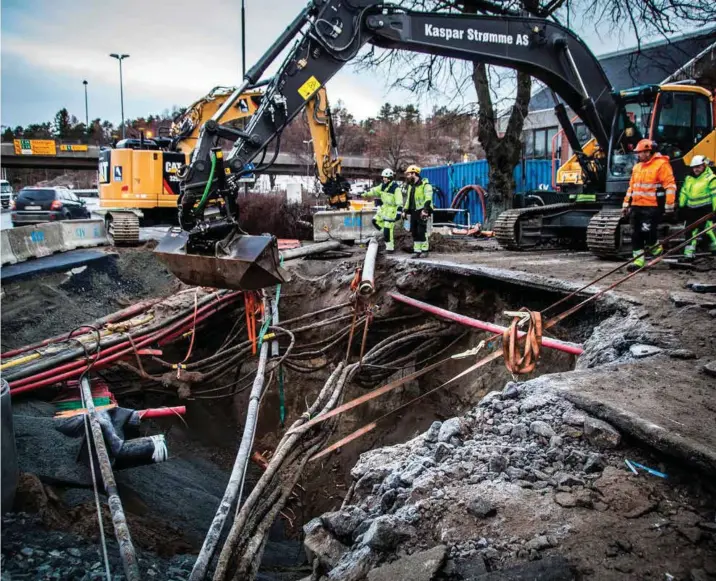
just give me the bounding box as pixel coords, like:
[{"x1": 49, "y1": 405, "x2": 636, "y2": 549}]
[
  {"x1": 623, "y1": 153, "x2": 676, "y2": 211},
  {"x1": 679, "y1": 166, "x2": 716, "y2": 210}
]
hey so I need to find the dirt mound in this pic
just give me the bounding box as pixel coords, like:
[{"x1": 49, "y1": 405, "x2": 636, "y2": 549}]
[
  {"x1": 1, "y1": 248, "x2": 179, "y2": 350},
  {"x1": 394, "y1": 229, "x2": 470, "y2": 254}
]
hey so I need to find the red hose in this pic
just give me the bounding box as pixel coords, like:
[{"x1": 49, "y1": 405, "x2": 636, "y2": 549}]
[
  {"x1": 138, "y1": 406, "x2": 186, "y2": 419},
  {"x1": 451, "y1": 185, "x2": 487, "y2": 225},
  {"x1": 10, "y1": 295, "x2": 240, "y2": 395}
]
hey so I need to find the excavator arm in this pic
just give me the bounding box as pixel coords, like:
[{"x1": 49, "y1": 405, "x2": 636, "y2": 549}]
[
  {"x1": 305, "y1": 88, "x2": 352, "y2": 208},
  {"x1": 161, "y1": 0, "x2": 619, "y2": 290}
]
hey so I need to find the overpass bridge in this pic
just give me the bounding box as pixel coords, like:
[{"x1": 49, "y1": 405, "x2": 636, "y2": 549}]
[{"x1": 0, "y1": 143, "x2": 377, "y2": 179}]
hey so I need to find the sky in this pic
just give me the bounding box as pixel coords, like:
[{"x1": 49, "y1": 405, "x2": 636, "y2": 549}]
[{"x1": 0, "y1": 0, "x2": 659, "y2": 129}]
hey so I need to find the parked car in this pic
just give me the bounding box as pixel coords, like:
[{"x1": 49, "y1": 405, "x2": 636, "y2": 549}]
[
  {"x1": 0, "y1": 180, "x2": 13, "y2": 209},
  {"x1": 11, "y1": 187, "x2": 91, "y2": 227}
]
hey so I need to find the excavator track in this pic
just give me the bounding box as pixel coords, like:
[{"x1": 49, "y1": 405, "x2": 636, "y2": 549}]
[
  {"x1": 586, "y1": 209, "x2": 628, "y2": 258},
  {"x1": 107, "y1": 212, "x2": 141, "y2": 246},
  {"x1": 494, "y1": 203, "x2": 578, "y2": 250}
]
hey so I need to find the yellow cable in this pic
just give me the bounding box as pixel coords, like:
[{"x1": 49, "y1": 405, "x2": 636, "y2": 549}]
[{"x1": 0, "y1": 352, "x2": 41, "y2": 370}]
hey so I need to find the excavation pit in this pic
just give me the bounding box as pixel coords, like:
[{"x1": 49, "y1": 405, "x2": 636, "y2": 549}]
[{"x1": 3, "y1": 245, "x2": 716, "y2": 580}]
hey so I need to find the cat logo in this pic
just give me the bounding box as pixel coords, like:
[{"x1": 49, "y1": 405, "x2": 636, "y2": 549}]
[
  {"x1": 238, "y1": 98, "x2": 249, "y2": 113},
  {"x1": 165, "y1": 161, "x2": 183, "y2": 182}
]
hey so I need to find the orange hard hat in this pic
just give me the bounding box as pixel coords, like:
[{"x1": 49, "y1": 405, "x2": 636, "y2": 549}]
[{"x1": 634, "y1": 139, "x2": 654, "y2": 153}]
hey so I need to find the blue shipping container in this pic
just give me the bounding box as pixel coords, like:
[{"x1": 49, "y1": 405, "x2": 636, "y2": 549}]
[{"x1": 421, "y1": 159, "x2": 555, "y2": 225}]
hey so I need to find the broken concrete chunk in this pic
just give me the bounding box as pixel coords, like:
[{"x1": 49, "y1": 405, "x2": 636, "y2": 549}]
[
  {"x1": 467, "y1": 497, "x2": 497, "y2": 519},
  {"x1": 366, "y1": 545, "x2": 447, "y2": 581},
  {"x1": 583, "y1": 417, "x2": 621, "y2": 449},
  {"x1": 506, "y1": 466, "x2": 528, "y2": 480},
  {"x1": 525, "y1": 535, "x2": 553, "y2": 551},
  {"x1": 488, "y1": 455, "x2": 508, "y2": 473},
  {"x1": 304, "y1": 518, "x2": 349, "y2": 568},
  {"x1": 629, "y1": 344, "x2": 663, "y2": 358},
  {"x1": 555, "y1": 472, "x2": 584, "y2": 487},
  {"x1": 424, "y1": 421, "x2": 442, "y2": 443},
  {"x1": 562, "y1": 411, "x2": 586, "y2": 428},
  {"x1": 703, "y1": 361, "x2": 716, "y2": 378},
  {"x1": 670, "y1": 291, "x2": 716, "y2": 309},
  {"x1": 433, "y1": 442, "x2": 454, "y2": 463},
  {"x1": 362, "y1": 515, "x2": 414, "y2": 551},
  {"x1": 554, "y1": 492, "x2": 577, "y2": 508},
  {"x1": 322, "y1": 506, "x2": 369, "y2": 542},
  {"x1": 438, "y1": 418, "x2": 464, "y2": 442},
  {"x1": 479, "y1": 391, "x2": 502, "y2": 407},
  {"x1": 502, "y1": 382, "x2": 521, "y2": 399},
  {"x1": 471, "y1": 556, "x2": 574, "y2": 580},
  {"x1": 583, "y1": 452, "x2": 606, "y2": 473},
  {"x1": 530, "y1": 420, "x2": 556, "y2": 439},
  {"x1": 520, "y1": 392, "x2": 554, "y2": 413}
]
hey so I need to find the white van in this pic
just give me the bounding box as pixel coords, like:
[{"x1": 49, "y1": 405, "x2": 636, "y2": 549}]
[{"x1": 0, "y1": 180, "x2": 13, "y2": 210}]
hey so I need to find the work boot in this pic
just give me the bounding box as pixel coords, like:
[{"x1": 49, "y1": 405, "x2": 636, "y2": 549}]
[
  {"x1": 421, "y1": 251, "x2": 429, "y2": 258},
  {"x1": 386, "y1": 249, "x2": 395, "y2": 254},
  {"x1": 627, "y1": 253, "x2": 645, "y2": 272},
  {"x1": 684, "y1": 243, "x2": 696, "y2": 261},
  {"x1": 411, "y1": 252, "x2": 422, "y2": 259},
  {"x1": 709, "y1": 242, "x2": 716, "y2": 255},
  {"x1": 648, "y1": 244, "x2": 664, "y2": 258}
]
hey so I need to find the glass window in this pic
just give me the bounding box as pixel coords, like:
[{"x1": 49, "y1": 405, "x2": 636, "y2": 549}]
[
  {"x1": 546, "y1": 127, "x2": 558, "y2": 157},
  {"x1": 17, "y1": 189, "x2": 55, "y2": 202},
  {"x1": 574, "y1": 123, "x2": 591, "y2": 146},
  {"x1": 694, "y1": 95, "x2": 712, "y2": 143},
  {"x1": 533, "y1": 129, "x2": 547, "y2": 158},
  {"x1": 523, "y1": 131, "x2": 534, "y2": 158}
]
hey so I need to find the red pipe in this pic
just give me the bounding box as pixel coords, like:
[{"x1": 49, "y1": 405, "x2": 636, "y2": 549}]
[
  {"x1": 138, "y1": 406, "x2": 186, "y2": 419},
  {"x1": 10, "y1": 296, "x2": 239, "y2": 395},
  {"x1": 388, "y1": 292, "x2": 584, "y2": 356},
  {"x1": 9, "y1": 294, "x2": 239, "y2": 390}
]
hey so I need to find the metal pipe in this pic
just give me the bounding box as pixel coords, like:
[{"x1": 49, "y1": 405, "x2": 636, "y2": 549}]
[
  {"x1": 359, "y1": 238, "x2": 379, "y2": 296},
  {"x1": 388, "y1": 292, "x2": 584, "y2": 356},
  {"x1": 280, "y1": 240, "x2": 342, "y2": 261},
  {"x1": 79, "y1": 375, "x2": 139, "y2": 581},
  {"x1": 190, "y1": 340, "x2": 269, "y2": 581}
]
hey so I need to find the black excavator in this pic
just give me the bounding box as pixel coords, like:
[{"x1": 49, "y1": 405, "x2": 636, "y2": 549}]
[{"x1": 156, "y1": 0, "x2": 716, "y2": 290}]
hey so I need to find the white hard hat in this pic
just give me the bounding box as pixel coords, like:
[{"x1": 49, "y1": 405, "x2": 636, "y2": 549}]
[
  {"x1": 689, "y1": 155, "x2": 708, "y2": 167},
  {"x1": 381, "y1": 168, "x2": 394, "y2": 178}
]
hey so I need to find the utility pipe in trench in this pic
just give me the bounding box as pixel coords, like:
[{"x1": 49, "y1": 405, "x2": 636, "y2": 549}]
[
  {"x1": 189, "y1": 340, "x2": 269, "y2": 581},
  {"x1": 359, "y1": 238, "x2": 379, "y2": 296},
  {"x1": 389, "y1": 291, "x2": 584, "y2": 356},
  {"x1": 280, "y1": 240, "x2": 342, "y2": 261}
]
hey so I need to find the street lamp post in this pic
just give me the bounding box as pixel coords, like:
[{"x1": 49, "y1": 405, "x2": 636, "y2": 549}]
[
  {"x1": 109, "y1": 54, "x2": 130, "y2": 139},
  {"x1": 82, "y1": 80, "x2": 89, "y2": 131}
]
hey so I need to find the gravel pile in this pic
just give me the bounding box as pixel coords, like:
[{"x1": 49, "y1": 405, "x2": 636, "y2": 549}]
[{"x1": 1, "y1": 512, "x2": 195, "y2": 581}]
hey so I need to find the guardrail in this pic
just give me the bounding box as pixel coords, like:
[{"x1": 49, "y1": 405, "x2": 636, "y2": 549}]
[{"x1": 0, "y1": 219, "x2": 109, "y2": 266}]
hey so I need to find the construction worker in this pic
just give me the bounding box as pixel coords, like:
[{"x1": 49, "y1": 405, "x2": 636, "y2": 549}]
[
  {"x1": 679, "y1": 155, "x2": 716, "y2": 260},
  {"x1": 402, "y1": 165, "x2": 433, "y2": 258},
  {"x1": 622, "y1": 139, "x2": 676, "y2": 271},
  {"x1": 362, "y1": 168, "x2": 403, "y2": 253}
]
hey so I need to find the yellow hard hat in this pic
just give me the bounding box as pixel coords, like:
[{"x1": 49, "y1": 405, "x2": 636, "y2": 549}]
[{"x1": 406, "y1": 165, "x2": 421, "y2": 175}]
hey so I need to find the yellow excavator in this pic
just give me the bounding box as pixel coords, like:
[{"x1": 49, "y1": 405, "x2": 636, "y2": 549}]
[{"x1": 98, "y1": 86, "x2": 350, "y2": 243}]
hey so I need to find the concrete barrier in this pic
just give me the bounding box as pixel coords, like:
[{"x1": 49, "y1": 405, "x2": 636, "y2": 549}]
[
  {"x1": 59, "y1": 219, "x2": 109, "y2": 250},
  {"x1": 313, "y1": 209, "x2": 378, "y2": 242},
  {"x1": 6, "y1": 223, "x2": 65, "y2": 262},
  {"x1": 1, "y1": 230, "x2": 18, "y2": 265}
]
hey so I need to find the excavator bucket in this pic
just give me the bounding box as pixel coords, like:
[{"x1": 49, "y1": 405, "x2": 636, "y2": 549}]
[{"x1": 155, "y1": 227, "x2": 289, "y2": 290}]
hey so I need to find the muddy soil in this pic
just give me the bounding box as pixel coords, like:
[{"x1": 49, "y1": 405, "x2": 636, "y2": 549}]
[{"x1": 1, "y1": 246, "x2": 179, "y2": 351}]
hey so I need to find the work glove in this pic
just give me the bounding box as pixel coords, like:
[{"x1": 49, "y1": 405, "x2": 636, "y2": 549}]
[
  {"x1": 621, "y1": 207, "x2": 630, "y2": 218},
  {"x1": 664, "y1": 204, "x2": 675, "y2": 215},
  {"x1": 420, "y1": 209, "x2": 429, "y2": 220}
]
